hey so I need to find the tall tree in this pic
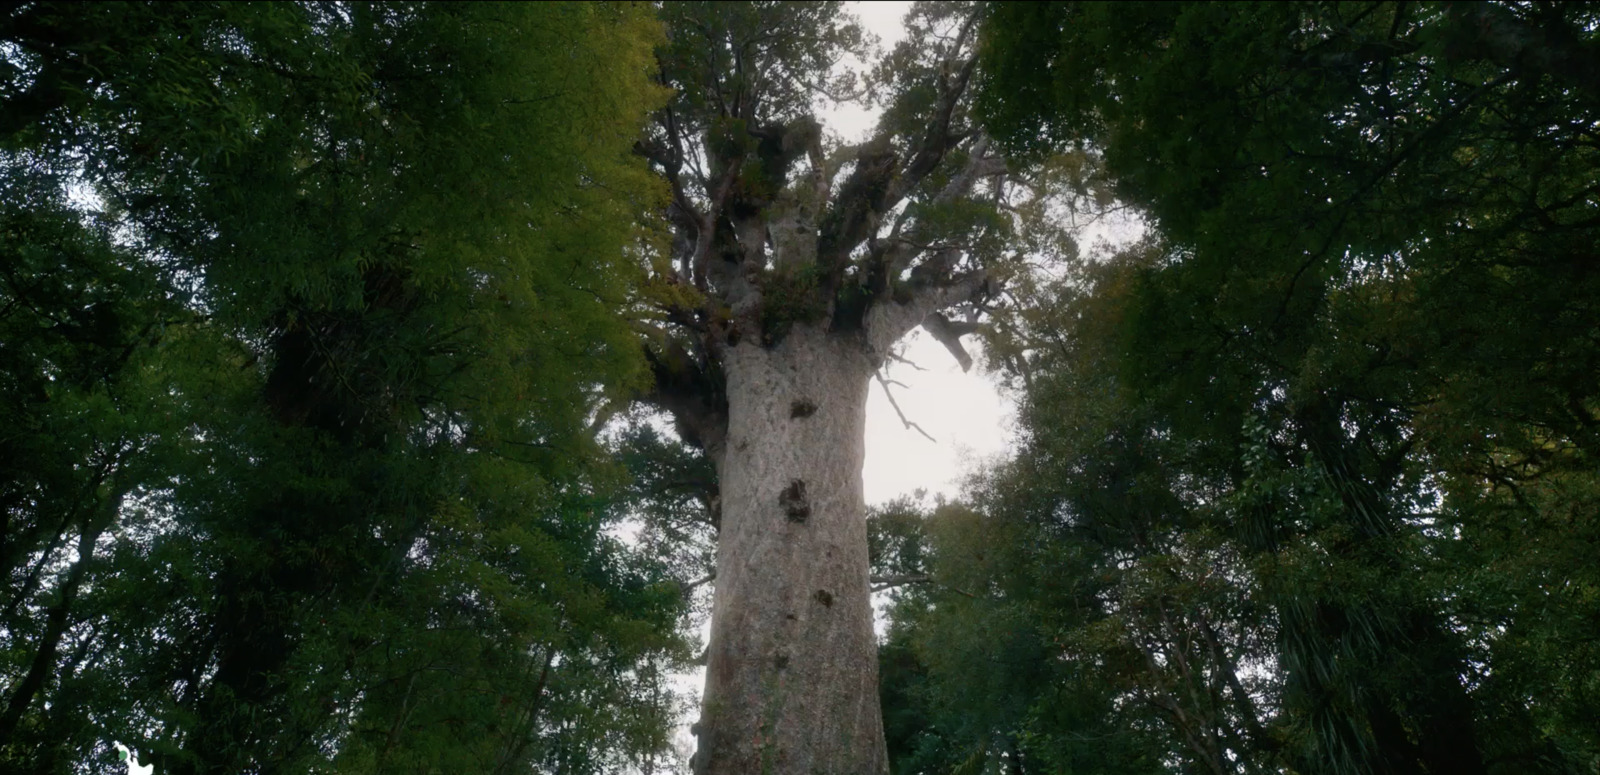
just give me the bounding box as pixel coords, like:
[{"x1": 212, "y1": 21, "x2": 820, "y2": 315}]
[
  {"x1": 977, "y1": 1, "x2": 1600, "y2": 773},
  {"x1": 1, "y1": 3, "x2": 689, "y2": 773},
  {"x1": 875, "y1": 257, "x2": 1279, "y2": 775},
  {"x1": 633, "y1": 2, "x2": 1029, "y2": 771}
]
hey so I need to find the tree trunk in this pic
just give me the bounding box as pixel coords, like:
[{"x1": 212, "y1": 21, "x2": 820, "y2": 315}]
[
  {"x1": 0, "y1": 483, "x2": 118, "y2": 742},
  {"x1": 692, "y1": 322, "x2": 887, "y2": 775}
]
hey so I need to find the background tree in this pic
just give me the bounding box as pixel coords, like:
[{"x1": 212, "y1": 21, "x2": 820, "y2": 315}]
[
  {"x1": 879, "y1": 1, "x2": 1600, "y2": 773},
  {"x1": 1, "y1": 3, "x2": 690, "y2": 773},
  {"x1": 874, "y1": 257, "x2": 1277, "y2": 775}
]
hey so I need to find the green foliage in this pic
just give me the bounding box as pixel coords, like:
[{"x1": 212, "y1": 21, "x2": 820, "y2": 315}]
[
  {"x1": 656, "y1": 1, "x2": 868, "y2": 127},
  {"x1": 609, "y1": 414, "x2": 719, "y2": 614},
  {"x1": 758, "y1": 261, "x2": 830, "y2": 344},
  {"x1": 884, "y1": 2, "x2": 1600, "y2": 773},
  {"x1": 1, "y1": 3, "x2": 690, "y2": 773},
  {"x1": 0, "y1": 167, "x2": 195, "y2": 773}
]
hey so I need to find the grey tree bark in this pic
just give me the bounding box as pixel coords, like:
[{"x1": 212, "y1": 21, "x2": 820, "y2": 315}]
[
  {"x1": 683, "y1": 269, "x2": 981, "y2": 774},
  {"x1": 694, "y1": 324, "x2": 882, "y2": 774},
  {"x1": 635, "y1": 7, "x2": 1000, "y2": 772}
]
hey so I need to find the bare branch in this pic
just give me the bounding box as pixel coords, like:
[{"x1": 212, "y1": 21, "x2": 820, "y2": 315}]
[
  {"x1": 868, "y1": 573, "x2": 977, "y2": 598},
  {"x1": 680, "y1": 572, "x2": 716, "y2": 600},
  {"x1": 875, "y1": 370, "x2": 937, "y2": 443},
  {"x1": 870, "y1": 573, "x2": 930, "y2": 592},
  {"x1": 887, "y1": 349, "x2": 929, "y2": 371}
]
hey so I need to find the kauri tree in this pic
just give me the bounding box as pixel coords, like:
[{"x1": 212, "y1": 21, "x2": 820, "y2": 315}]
[{"x1": 631, "y1": 2, "x2": 1050, "y2": 772}]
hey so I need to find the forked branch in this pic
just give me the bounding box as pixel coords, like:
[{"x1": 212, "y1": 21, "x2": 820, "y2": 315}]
[{"x1": 875, "y1": 370, "x2": 936, "y2": 443}]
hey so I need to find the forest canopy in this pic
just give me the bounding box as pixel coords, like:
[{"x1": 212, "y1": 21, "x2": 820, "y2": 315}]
[
  {"x1": 2, "y1": 2, "x2": 1597, "y2": 775},
  {"x1": 2, "y1": 3, "x2": 686, "y2": 773},
  {"x1": 870, "y1": 2, "x2": 1600, "y2": 774}
]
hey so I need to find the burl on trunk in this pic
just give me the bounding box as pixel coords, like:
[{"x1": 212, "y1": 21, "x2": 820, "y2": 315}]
[
  {"x1": 636, "y1": 6, "x2": 1000, "y2": 773},
  {"x1": 696, "y1": 324, "x2": 882, "y2": 774}
]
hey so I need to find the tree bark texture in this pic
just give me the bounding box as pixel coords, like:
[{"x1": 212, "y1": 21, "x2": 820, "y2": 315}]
[
  {"x1": 694, "y1": 323, "x2": 885, "y2": 775},
  {"x1": 642, "y1": 11, "x2": 993, "y2": 770}
]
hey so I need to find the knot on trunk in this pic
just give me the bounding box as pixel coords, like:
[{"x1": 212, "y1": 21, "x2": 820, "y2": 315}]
[
  {"x1": 813, "y1": 589, "x2": 834, "y2": 607},
  {"x1": 779, "y1": 479, "x2": 810, "y2": 522},
  {"x1": 790, "y1": 398, "x2": 817, "y2": 418}
]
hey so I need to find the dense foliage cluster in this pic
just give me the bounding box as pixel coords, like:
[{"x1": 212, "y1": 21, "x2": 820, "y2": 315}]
[
  {"x1": 875, "y1": 2, "x2": 1600, "y2": 774},
  {"x1": 1, "y1": 3, "x2": 688, "y2": 773}
]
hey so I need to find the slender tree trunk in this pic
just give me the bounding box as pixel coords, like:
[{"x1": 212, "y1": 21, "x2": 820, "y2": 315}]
[
  {"x1": 692, "y1": 323, "x2": 887, "y2": 775},
  {"x1": 0, "y1": 493, "x2": 114, "y2": 741}
]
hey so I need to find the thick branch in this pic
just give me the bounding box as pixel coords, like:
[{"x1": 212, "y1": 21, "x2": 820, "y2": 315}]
[
  {"x1": 934, "y1": 137, "x2": 1006, "y2": 207},
  {"x1": 864, "y1": 269, "x2": 987, "y2": 364},
  {"x1": 815, "y1": 10, "x2": 984, "y2": 294},
  {"x1": 888, "y1": 54, "x2": 979, "y2": 205},
  {"x1": 691, "y1": 172, "x2": 739, "y2": 291},
  {"x1": 816, "y1": 140, "x2": 899, "y2": 281},
  {"x1": 922, "y1": 312, "x2": 981, "y2": 372},
  {"x1": 879, "y1": 139, "x2": 1007, "y2": 278}
]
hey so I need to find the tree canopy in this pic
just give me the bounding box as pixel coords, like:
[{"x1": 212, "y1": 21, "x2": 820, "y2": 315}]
[
  {"x1": 5, "y1": 2, "x2": 1597, "y2": 774},
  {"x1": 870, "y1": 2, "x2": 1599, "y2": 774},
  {"x1": 2, "y1": 3, "x2": 689, "y2": 773}
]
